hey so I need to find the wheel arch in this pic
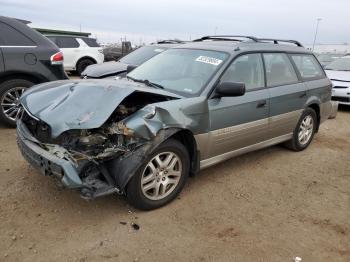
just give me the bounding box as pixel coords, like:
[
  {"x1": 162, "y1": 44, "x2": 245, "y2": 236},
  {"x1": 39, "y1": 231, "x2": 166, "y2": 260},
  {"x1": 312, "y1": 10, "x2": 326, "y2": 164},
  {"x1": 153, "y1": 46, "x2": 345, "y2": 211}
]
[
  {"x1": 169, "y1": 129, "x2": 200, "y2": 176},
  {"x1": 76, "y1": 56, "x2": 97, "y2": 67},
  {"x1": 306, "y1": 103, "x2": 320, "y2": 131},
  {"x1": 0, "y1": 72, "x2": 43, "y2": 86}
]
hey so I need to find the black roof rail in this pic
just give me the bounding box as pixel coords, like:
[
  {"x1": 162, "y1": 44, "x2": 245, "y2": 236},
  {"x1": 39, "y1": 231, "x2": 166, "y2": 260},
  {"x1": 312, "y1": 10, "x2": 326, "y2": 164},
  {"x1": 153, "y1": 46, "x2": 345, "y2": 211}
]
[
  {"x1": 193, "y1": 35, "x2": 258, "y2": 42},
  {"x1": 257, "y1": 38, "x2": 303, "y2": 47},
  {"x1": 157, "y1": 39, "x2": 185, "y2": 44}
]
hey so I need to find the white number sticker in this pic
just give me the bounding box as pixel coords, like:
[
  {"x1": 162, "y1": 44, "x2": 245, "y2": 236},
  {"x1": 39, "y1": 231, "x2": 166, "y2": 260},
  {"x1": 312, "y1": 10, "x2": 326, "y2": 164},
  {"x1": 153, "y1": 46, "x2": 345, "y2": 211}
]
[
  {"x1": 154, "y1": 49, "x2": 165, "y2": 53},
  {"x1": 195, "y1": 56, "x2": 223, "y2": 66}
]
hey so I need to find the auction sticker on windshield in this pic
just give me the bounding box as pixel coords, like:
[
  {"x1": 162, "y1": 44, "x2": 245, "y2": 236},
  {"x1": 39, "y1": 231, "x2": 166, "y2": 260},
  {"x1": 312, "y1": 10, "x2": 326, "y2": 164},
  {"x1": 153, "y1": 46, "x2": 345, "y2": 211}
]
[{"x1": 195, "y1": 56, "x2": 223, "y2": 66}]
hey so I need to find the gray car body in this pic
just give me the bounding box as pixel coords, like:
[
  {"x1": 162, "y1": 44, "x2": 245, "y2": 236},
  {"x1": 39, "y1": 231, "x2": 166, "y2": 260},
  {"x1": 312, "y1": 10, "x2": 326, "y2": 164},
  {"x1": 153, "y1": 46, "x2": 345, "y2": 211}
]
[{"x1": 17, "y1": 40, "x2": 333, "y2": 196}]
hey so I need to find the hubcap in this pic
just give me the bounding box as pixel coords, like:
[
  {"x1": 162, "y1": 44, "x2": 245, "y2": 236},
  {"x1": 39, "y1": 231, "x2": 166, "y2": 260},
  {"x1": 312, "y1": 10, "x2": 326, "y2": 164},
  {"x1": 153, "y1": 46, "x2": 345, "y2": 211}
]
[
  {"x1": 141, "y1": 152, "x2": 182, "y2": 201},
  {"x1": 1, "y1": 87, "x2": 26, "y2": 121},
  {"x1": 298, "y1": 115, "x2": 314, "y2": 145}
]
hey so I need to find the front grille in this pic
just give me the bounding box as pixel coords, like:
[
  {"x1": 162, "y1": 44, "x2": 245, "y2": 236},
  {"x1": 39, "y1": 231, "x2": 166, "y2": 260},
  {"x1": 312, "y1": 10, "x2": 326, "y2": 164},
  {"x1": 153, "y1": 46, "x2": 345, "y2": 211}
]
[
  {"x1": 21, "y1": 110, "x2": 52, "y2": 143},
  {"x1": 332, "y1": 96, "x2": 350, "y2": 103}
]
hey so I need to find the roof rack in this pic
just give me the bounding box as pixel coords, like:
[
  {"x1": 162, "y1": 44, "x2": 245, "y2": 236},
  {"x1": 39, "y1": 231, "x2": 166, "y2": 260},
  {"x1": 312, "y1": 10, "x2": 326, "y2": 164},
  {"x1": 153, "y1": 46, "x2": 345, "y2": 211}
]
[
  {"x1": 157, "y1": 40, "x2": 185, "y2": 44},
  {"x1": 193, "y1": 35, "x2": 259, "y2": 42},
  {"x1": 193, "y1": 35, "x2": 303, "y2": 47},
  {"x1": 257, "y1": 38, "x2": 303, "y2": 47}
]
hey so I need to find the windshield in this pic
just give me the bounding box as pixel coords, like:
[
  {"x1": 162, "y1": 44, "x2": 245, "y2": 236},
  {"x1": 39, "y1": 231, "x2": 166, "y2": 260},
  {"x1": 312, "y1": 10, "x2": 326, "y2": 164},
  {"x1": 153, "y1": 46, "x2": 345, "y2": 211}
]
[
  {"x1": 325, "y1": 57, "x2": 350, "y2": 71},
  {"x1": 119, "y1": 46, "x2": 167, "y2": 65},
  {"x1": 127, "y1": 48, "x2": 228, "y2": 96}
]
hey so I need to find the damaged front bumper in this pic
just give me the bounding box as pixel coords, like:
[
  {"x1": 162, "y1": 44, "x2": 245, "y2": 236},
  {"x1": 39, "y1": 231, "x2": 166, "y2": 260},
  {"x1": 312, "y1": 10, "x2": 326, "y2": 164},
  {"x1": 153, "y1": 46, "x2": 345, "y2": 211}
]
[{"x1": 17, "y1": 120, "x2": 83, "y2": 188}]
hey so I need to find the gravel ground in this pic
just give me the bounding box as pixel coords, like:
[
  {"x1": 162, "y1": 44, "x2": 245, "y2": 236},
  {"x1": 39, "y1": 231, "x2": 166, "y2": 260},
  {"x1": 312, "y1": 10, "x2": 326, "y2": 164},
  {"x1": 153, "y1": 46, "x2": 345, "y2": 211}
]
[{"x1": 0, "y1": 107, "x2": 349, "y2": 262}]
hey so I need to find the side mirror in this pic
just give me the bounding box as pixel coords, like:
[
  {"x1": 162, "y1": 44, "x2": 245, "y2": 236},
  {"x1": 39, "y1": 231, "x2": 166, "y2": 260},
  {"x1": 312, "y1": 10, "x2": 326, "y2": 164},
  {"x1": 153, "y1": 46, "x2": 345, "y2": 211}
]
[
  {"x1": 215, "y1": 82, "x2": 246, "y2": 97},
  {"x1": 126, "y1": 65, "x2": 137, "y2": 73}
]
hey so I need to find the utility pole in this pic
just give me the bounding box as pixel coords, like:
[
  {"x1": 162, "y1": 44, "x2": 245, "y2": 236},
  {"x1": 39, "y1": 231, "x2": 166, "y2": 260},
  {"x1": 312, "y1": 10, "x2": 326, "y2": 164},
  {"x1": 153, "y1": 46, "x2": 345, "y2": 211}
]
[
  {"x1": 214, "y1": 26, "x2": 218, "y2": 35},
  {"x1": 312, "y1": 18, "x2": 322, "y2": 51}
]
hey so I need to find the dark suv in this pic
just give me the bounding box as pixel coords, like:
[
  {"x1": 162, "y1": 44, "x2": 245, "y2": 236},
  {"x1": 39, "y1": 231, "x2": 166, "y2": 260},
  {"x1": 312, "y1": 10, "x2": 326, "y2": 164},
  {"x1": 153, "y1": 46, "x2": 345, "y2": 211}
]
[{"x1": 0, "y1": 16, "x2": 68, "y2": 126}]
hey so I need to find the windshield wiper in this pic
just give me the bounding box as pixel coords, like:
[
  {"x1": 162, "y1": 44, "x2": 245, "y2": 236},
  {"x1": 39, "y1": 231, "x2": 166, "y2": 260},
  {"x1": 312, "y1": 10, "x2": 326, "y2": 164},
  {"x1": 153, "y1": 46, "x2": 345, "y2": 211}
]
[{"x1": 126, "y1": 76, "x2": 164, "y2": 89}]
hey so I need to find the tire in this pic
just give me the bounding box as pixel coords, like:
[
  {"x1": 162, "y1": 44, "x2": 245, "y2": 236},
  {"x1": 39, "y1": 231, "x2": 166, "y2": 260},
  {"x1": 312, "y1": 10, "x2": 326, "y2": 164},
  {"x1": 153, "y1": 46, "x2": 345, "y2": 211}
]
[
  {"x1": 284, "y1": 108, "x2": 317, "y2": 151},
  {"x1": 76, "y1": 59, "x2": 95, "y2": 76},
  {"x1": 0, "y1": 79, "x2": 34, "y2": 127},
  {"x1": 126, "y1": 139, "x2": 190, "y2": 210}
]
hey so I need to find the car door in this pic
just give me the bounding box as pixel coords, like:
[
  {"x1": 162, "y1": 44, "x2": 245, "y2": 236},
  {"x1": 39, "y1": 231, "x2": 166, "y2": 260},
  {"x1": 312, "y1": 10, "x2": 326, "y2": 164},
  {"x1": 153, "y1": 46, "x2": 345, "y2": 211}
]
[
  {"x1": 0, "y1": 47, "x2": 4, "y2": 73},
  {"x1": 263, "y1": 53, "x2": 307, "y2": 139},
  {"x1": 207, "y1": 53, "x2": 269, "y2": 158}
]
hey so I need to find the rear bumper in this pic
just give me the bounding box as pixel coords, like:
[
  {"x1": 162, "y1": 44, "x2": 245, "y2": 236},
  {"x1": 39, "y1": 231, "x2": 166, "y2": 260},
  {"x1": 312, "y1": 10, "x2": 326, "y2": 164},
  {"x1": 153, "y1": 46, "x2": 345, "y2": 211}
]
[
  {"x1": 332, "y1": 87, "x2": 350, "y2": 105},
  {"x1": 16, "y1": 120, "x2": 83, "y2": 188}
]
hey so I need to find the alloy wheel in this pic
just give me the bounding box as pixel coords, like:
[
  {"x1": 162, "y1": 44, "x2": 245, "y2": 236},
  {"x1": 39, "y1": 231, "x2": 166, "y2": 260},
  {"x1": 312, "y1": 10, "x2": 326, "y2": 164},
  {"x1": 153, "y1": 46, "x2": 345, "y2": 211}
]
[
  {"x1": 141, "y1": 152, "x2": 182, "y2": 201},
  {"x1": 298, "y1": 115, "x2": 314, "y2": 145},
  {"x1": 0, "y1": 87, "x2": 25, "y2": 122}
]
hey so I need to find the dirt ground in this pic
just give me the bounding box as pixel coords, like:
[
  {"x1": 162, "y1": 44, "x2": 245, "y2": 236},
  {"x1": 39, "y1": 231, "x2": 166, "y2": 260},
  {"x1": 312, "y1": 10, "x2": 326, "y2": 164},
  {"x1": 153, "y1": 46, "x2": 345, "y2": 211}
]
[{"x1": 0, "y1": 107, "x2": 349, "y2": 262}]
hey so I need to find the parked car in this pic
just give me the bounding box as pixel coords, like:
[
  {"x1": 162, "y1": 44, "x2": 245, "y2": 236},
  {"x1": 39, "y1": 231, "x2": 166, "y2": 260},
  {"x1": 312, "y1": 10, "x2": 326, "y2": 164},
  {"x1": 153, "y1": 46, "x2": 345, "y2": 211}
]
[
  {"x1": 45, "y1": 35, "x2": 104, "y2": 75},
  {"x1": 16, "y1": 35, "x2": 333, "y2": 210},
  {"x1": 325, "y1": 55, "x2": 350, "y2": 105},
  {"x1": 81, "y1": 40, "x2": 184, "y2": 79},
  {"x1": 0, "y1": 16, "x2": 68, "y2": 127},
  {"x1": 316, "y1": 53, "x2": 345, "y2": 67}
]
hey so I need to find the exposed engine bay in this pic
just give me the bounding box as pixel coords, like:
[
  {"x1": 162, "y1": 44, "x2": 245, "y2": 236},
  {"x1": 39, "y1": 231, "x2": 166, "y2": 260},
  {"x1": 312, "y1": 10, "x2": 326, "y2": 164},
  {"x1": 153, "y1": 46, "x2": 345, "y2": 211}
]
[{"x1": 19, "y1": 91, "x2": 178, "y2": 198}]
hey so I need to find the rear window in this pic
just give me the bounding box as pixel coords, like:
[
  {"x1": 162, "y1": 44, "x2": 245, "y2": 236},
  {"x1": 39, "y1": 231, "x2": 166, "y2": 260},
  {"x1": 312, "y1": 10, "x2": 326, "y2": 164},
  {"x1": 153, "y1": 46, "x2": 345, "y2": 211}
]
[
  {"x1": 81, "y1": 38, "x2": 100, "y2": 47},
  {"x1": 54, "y1": 37, "x2": 80, "y2": 48},
  {"x1": 291, "y1": 54, "x2": 325, "y2": 80},
  {"x1": 0, "y1": 22, "x2": 35, "y2": 46}
]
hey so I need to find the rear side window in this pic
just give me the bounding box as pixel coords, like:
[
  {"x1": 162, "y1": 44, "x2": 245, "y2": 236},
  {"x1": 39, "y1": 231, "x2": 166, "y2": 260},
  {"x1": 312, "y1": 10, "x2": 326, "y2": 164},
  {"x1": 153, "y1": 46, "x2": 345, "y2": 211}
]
[
  {"x1": 81, "y1": 38, "x2": 100, "y2": 47},
  {"x1": 0, "y1": 22, "x2": 35, "y2": 46},
  {"x1": 221, "y1": 53, "x2": 265, "y2": 91},
  {"x1": 291, "y1": 54, "x2": 325, "y2": 80},
  {"x1": 55, "y1": 37, "x2": 79, "y2": 48},
  {"x1": 263, "y1": 53, "x2": 298, "y2": 87}
]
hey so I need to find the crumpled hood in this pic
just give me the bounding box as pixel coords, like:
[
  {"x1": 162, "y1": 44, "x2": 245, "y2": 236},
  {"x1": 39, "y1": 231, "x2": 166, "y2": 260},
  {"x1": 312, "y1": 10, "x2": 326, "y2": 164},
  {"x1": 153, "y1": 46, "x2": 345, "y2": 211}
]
[
  {"x1": 81, "y1": 61, "x2": 129, "y2": 78},
  {"x1": 20, "y1": 79, "x2": 182, "y2": 138},
  {"x1": 325, "y1": 70, "x2": 350, "y2": 82}
]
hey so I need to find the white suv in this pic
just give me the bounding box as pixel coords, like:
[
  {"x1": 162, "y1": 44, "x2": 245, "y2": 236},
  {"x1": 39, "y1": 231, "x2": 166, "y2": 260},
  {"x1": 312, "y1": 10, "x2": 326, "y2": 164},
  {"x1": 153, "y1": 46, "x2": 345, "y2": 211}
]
[{"x1": 46, "y1": 35, "x2": 104, "y2": 75}]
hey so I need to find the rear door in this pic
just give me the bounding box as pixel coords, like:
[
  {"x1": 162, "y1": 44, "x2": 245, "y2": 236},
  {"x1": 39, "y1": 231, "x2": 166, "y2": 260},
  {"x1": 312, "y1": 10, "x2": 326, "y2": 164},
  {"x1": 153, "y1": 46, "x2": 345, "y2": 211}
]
[
  {"x1": 207, "y1": 53, "x2": 269, "y2": 158},
  {"x1": 263, "y1": 53, "x2": 307, "y2": 139},
  {"x1": 0, "y1": 21, "x2": 37, "y2": 73},
  {"x1": 0, "y1": 47, "x2": 4, "y2": 73}
]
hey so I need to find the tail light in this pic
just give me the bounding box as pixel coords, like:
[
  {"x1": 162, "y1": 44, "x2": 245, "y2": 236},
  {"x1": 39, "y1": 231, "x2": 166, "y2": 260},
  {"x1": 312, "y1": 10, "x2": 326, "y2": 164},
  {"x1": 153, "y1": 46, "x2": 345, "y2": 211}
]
[
  {"x1": 98, "y1": 49, "x2": 104, "y2": 54},
  {"x1": 50, "y1": 51, "x2": 63, "y2": 65}
]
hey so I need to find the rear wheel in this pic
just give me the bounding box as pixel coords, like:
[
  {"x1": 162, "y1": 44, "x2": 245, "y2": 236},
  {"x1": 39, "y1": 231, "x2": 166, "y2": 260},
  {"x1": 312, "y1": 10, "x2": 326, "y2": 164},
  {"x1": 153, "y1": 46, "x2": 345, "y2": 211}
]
[
  {"x1": 76, "y1": 58, "x2": 95, "y2": 75},
  {"x1": 126, "y1": 139, "x2": 190, "y2": 210},
  {"x1": 285, "y1": 108, "x2": 317, "y2": 151},
  {"x1": 0, "y1": 79, "x2": 33, "y2": 127}
]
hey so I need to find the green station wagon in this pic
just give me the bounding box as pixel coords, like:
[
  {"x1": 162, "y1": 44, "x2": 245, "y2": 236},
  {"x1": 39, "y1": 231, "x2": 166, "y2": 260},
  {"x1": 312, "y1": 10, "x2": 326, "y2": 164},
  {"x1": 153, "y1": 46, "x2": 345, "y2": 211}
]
[{"x1": 17, "y1": 35, "x2": 333, "y2": 210}]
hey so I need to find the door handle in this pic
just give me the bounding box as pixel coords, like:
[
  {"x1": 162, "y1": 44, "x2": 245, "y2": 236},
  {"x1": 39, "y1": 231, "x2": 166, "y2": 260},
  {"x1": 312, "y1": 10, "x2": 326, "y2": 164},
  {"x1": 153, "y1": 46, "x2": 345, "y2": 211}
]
[{"x1": 256, "y1": 100, "x2": 267, "y2": 108}]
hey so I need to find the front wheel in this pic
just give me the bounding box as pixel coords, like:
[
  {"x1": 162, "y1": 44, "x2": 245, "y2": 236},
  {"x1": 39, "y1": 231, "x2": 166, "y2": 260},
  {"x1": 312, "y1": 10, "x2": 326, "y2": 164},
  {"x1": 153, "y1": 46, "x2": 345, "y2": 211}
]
[
  {"x1": 285, "y1": 108, "x2": 317, "y2": 151},
  {"x1": 126, "y1": 139, "x2": 190, "y2": 210}
]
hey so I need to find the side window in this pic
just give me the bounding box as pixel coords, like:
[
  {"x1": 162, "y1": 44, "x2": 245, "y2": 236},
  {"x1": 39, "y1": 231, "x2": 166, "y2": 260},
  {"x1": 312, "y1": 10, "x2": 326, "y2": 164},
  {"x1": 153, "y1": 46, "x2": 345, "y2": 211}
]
[
  {"x1": 220, "y1": 53, "x2": 265, "y2": 91},
  {"x1": 0, "y1": 22, "x2": 35, "y2": 46},
  {"x1": 291, "y1": 54, "x2": 325, "y2": 80},
  {"x1": 56, "y1": 37, "x2": 80, "y2": 48},
  {"x1": 263, "y1": 53, "x2": 298, "y2": 87}
]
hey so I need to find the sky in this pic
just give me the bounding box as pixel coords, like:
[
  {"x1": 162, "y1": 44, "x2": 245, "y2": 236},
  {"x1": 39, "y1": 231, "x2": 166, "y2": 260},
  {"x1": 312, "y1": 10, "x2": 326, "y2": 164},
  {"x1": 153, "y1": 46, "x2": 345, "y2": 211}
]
[{"x1": 1, "y1": 0, "x2": 350, "y2": 45}]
